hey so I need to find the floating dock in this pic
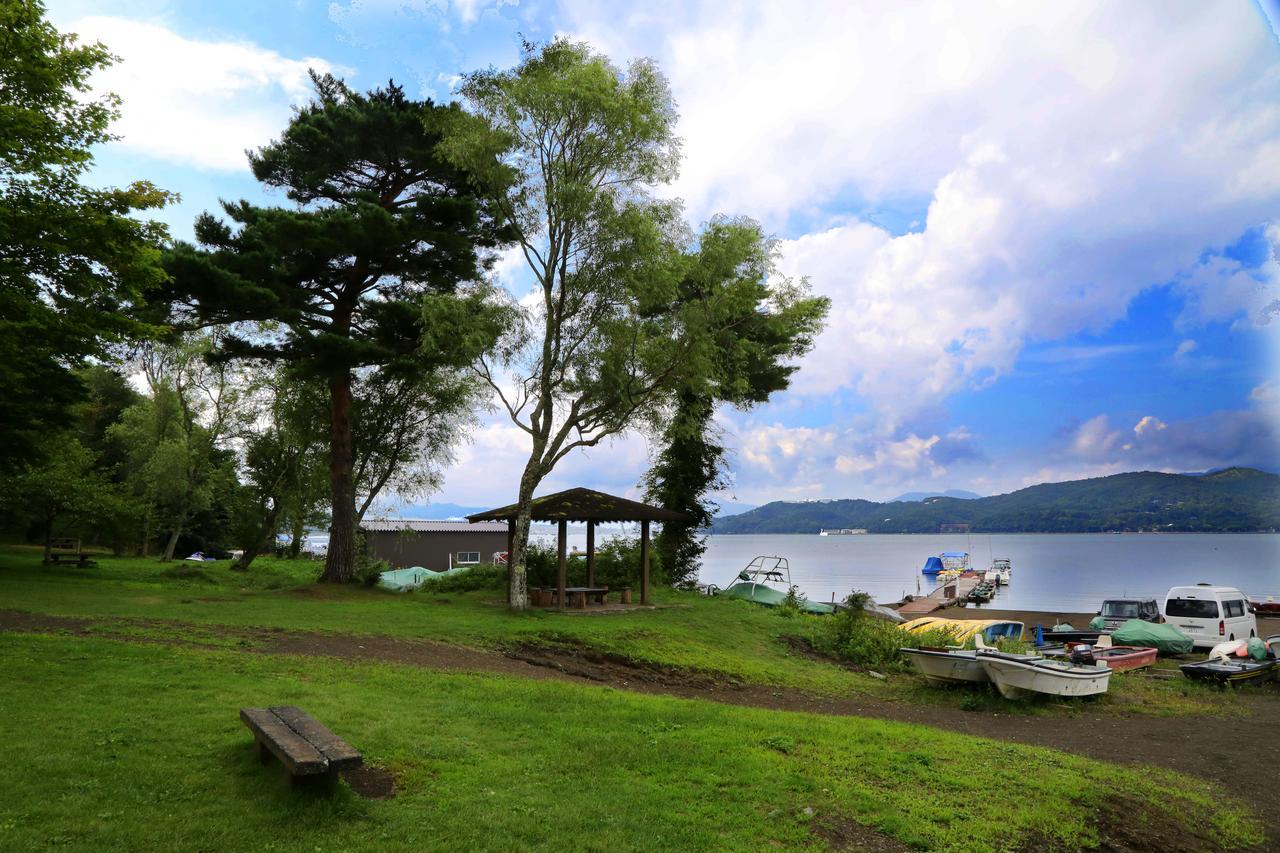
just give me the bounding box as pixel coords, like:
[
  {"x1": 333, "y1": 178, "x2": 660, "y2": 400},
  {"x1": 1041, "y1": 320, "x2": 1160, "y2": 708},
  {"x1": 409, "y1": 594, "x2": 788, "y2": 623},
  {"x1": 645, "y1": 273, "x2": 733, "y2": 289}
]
[{"x1": 896, "y1": 577, "x2": 981, "y2": 616}]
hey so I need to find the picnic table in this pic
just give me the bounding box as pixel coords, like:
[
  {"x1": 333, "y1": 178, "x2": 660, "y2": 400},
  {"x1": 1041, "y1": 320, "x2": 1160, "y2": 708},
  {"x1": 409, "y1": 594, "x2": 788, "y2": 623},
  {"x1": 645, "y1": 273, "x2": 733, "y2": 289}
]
[
  {"x1": 240, "y1": 706, "x2": 362, "y2": 790},
  {"x1": 534, "y1": 586, "x2": 610, "y2": 608},
  {"x1": 43, "y1": 538, "x2": 97, "y2": 568}
]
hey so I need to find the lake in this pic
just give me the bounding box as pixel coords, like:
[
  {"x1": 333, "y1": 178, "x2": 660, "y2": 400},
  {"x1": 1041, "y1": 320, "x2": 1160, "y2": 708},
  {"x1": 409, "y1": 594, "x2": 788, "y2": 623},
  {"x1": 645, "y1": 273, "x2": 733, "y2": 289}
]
[{"x1": 696, "y1": 533, "x2": 1280, "y2": 612}]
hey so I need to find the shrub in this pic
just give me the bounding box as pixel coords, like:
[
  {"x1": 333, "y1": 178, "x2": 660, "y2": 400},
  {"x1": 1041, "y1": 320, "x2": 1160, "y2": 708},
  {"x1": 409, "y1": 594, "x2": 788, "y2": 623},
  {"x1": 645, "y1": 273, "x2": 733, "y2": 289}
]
[
  {"x1": 418, "y1": 562, "x2": 506, "y2": 593},
  {"x1": 810, "y1": 591, "x2": 961, "y2": 672},
  {"x1": 521, "y1": 536, "x2": 662, "y2": 591}
]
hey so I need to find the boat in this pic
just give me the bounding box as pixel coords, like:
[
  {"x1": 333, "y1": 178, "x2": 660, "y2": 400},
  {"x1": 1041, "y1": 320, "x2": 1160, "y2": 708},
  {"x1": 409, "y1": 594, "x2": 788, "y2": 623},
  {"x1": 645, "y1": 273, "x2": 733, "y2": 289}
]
[
  {"x1": 977, "y1": 653, "x2": 1113, "y2": 699},
  {"x1": 989, "y1": 557, "x2": 1012, "y2": 586},
  {"x1": 717, "y1": 556, "x2": 835, "y2": 615},
  {"x1": 921, "y1": 556, "x2": 944, "y2": 576},
  {"x1": 901, "y1": 617, "x2": 1024, "y2": 644},
  {"x1": 1179, "y1": 658, "x2": 1276, "y2": 685},
  {"x1": 900, "y1": 646, "x2": 1038, "y2": 685},
  {"x1": 939, "y1": 551, "x2": 970, "y2": 572},
  {"x1": 967, "y1": 582, "x2": 996, "y2": 603},
  {"x1": 1063, "y1": 644, "x2": 1158, "y2": 672}
]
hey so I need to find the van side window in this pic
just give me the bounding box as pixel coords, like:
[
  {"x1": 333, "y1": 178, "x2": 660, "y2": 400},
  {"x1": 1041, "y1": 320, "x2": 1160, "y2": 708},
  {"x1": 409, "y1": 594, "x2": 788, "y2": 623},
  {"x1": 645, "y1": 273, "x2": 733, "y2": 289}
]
[
  {"x1": 1224, "y1": 600, "x2": 1245, "y2": 618},
  {"x1": 1165, "y1": 598, "x2": 1219, "y2": 619}
]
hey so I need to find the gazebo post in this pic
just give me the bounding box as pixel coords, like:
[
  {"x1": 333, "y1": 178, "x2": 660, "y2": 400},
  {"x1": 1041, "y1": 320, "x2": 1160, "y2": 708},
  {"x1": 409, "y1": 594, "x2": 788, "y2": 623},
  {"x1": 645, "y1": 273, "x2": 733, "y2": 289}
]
[
  {"x1": 640, "y1": 519, "x2": 651, "y2": 605},
  {"x1": 586, "y1": 520, "x2": 596, "y2": 588},
  {"x1": 557, "y1": 518, "x2": 567, "y2": 610},
  {"x1": 506, "y1": 518, "x2": 515, "y2": 605}
]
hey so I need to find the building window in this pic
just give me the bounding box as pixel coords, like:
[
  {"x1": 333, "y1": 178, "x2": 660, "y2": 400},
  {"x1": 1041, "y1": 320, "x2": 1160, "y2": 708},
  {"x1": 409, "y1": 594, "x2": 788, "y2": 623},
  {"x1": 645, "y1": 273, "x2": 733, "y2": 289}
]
[{"x1": 456, "y1": 551, "x2": 480, "y2": 565}]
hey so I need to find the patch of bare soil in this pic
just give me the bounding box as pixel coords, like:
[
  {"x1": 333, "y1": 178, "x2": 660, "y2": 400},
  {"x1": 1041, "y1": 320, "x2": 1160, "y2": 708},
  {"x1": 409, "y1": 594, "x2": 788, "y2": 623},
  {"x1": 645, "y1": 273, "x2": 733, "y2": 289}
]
[
  {"x1": 811, "y1": 814, "x2": 911, "y2": 852},
  {"x1": 341, "y1": 764, "x2": 395, "y2": 800},
  {"x1": 3, "y1": 608, "x2": 1277, "y2": 846}
]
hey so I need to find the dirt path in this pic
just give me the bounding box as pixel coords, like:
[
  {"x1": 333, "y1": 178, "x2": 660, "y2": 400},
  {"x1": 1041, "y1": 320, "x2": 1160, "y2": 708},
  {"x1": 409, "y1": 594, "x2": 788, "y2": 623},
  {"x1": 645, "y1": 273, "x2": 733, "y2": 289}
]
[{"x1": 5, "y1": 609, "x2": 1277, "y2": 844}]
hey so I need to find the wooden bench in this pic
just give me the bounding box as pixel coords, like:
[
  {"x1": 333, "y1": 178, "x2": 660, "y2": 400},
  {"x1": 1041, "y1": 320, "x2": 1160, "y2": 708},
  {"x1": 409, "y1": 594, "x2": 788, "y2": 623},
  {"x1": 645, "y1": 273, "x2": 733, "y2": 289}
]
[
  {"x1": 44, "y1": 538, "x2": 97, "y2": 568},
  {"x1": 240, "y1": 706, "x2": 362, "y2": 790},
  {"x1": 44, "y1": 552, "x2": 97, "y2": 567}
]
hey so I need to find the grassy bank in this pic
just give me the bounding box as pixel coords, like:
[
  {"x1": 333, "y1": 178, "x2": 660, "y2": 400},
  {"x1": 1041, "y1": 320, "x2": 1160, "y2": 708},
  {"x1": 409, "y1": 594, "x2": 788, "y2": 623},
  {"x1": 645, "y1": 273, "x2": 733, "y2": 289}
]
[
  {"x1": 0, "y1": 547, "x2": 1255, "y2": 717},
  {"x1": 0, "y1": 633, "x2": 1263, "y2": 851}
]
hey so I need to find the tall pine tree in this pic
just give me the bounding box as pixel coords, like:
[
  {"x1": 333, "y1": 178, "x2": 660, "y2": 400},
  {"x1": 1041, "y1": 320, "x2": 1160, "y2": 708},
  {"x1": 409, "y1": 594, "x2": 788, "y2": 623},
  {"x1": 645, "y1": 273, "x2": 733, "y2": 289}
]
[{"x1": 160, "y1": 74, "x2": 509, "y2": 582}]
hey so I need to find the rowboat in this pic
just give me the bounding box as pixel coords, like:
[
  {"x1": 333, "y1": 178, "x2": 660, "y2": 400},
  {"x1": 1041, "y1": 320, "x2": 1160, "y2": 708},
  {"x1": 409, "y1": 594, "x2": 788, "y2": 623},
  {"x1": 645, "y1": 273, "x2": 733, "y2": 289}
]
[
  {"x1": 1179, "y1": 658, "x2": 1276, "y2": 685},
  {"x1": 900, "y1": 646, "x2": 1038, "y2": 685},
  {"x1": 1080, "y1": 645, "x2": 1157, "y2": 672},
  {"x1": 977, "y1": 653, "x2": 1113, "y2": 699}
]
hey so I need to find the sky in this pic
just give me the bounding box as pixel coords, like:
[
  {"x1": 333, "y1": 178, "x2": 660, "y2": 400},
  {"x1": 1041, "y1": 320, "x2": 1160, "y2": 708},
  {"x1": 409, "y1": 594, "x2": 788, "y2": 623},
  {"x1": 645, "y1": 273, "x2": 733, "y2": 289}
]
[{"x1": 46, "y1": 0, "x2": 1280, "y2": 508}]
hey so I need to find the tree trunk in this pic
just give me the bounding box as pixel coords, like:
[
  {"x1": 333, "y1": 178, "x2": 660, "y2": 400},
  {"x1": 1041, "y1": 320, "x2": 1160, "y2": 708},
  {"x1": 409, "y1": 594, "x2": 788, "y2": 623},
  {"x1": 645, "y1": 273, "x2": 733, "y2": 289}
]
[
  {"x1": 506, "y1": 462, "x2": 542, "y2": 610},
  {"x1": 235, "y1": 500, "x2": 283, "y2": 572},
  {"x1": 161, "y1": 517, "x2": 183, "y2": 562},
  {"x1": 41, "y1": 511, "x2": 55, "y2": 564},
  {"x1": 140, "y1": 512, "x2": 151, "y2": 558},
  {"x1": 288, "y1": 519, "x2": 304, "y2": 559},
  {"x1": 321, "y1": 372, "x2": 357, "y2": 583}
]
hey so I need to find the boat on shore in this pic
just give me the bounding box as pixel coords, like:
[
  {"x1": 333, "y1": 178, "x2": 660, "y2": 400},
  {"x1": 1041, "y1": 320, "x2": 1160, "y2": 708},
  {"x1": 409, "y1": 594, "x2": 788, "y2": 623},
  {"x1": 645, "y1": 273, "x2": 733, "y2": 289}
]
[
  {"x1": 1180, "y1": 658, "x2": 1276, "y2": 685},
  {"x1": 715, "y1": 556, "x2": 836, "y2": 615},
  {"x1": 1059, "y1": 644, "x2": 1157, "y2": 671},
  {"x1": 901, "y1": 617, "x2": 1024, "y2": 644},
  {"x1": 900, "y1": 646, "x2": 1037, "y2": 685},
  {"x1": 978, "y1": 653, "x2": 1112, "y2": 699}
]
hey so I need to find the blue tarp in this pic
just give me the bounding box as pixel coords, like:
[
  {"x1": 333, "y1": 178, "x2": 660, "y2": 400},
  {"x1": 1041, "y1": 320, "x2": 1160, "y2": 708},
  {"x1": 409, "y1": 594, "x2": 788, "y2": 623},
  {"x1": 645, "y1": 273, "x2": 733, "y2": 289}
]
[
  {"x1": 921, "y1": 556, "x2": 944, "y2": 575},
  {"x1": 940, "y1": 551, "x2": 968, "y2": 558}
]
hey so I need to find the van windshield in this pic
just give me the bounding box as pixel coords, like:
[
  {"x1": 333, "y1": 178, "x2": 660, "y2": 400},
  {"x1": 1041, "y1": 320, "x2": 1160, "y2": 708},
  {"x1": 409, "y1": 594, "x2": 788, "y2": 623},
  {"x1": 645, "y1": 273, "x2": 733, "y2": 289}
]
[
  {"x1": 1101, "y1": 601, "x2": 1138, "y2": 618},
  {"x1": 1166, "y1": 598, "x2": 1219, "y2": 619}
]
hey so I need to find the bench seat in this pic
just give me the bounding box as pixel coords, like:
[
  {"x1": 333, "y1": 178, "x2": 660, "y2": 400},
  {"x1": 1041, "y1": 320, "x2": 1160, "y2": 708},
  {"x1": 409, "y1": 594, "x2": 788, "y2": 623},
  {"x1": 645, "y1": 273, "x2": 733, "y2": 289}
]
[{"x1": 240, "y1": 706, "x2": 361, "y2": 785}]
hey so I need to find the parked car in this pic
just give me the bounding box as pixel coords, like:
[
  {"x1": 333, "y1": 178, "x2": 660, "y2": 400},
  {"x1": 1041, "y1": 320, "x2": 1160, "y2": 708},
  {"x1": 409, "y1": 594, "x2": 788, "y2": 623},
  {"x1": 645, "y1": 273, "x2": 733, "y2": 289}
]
[
  {"x1": 1162, "y1": 584, "x2": 1257, "y2": 649},
  {"x1": 1096, "y1": 598, "x2": 1162, "y2": 632}
]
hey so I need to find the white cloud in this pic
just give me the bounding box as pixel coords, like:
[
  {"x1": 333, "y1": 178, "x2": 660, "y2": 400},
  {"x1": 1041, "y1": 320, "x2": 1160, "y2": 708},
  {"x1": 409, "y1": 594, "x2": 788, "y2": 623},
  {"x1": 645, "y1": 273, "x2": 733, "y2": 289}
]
[
  {"x1": 69, "y1": 16, "x2": 339, "y2": 170},
  {"x1": 560, "y1": 1, "x2": 1280, "y2": 426},
  {"x1": 1173, "y1": 339, "x2": 1197, "y2": 359},
  {"x1": 1133, "y1": 415, "x2": 1167, "y2": 436}
]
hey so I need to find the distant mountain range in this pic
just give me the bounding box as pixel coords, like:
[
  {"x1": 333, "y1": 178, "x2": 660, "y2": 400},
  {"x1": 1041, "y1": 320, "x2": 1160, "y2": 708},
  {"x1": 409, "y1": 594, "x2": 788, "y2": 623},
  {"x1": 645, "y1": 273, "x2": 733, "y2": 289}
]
[
  {"x1": 889, "y1": 489, "x2": 983, "y2": 502},
  {"x1": 712, "y1": 468, "x2": 1280, "y2": 534}
]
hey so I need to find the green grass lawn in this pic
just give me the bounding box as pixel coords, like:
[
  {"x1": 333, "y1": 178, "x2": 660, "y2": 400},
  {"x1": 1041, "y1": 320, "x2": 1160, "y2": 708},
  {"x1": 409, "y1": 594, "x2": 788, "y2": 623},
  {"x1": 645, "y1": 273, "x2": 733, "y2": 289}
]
[
  {"x1": 0, "y1": 546, "x2": 1251, "y2": 717},
  {"x1": 0, "y1": 633, "x2": 1263, "y2": 852}
]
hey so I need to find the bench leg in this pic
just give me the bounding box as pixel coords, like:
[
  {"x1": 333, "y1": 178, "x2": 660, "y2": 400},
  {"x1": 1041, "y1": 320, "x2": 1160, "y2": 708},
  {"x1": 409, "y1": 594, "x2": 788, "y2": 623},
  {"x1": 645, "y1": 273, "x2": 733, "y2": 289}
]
[
  {"x1": 257, "y1": 740, "x2": 272, "y2": 764},
  {"x1": 290, "y1": 769, "x2": 339, "y2": 794}
]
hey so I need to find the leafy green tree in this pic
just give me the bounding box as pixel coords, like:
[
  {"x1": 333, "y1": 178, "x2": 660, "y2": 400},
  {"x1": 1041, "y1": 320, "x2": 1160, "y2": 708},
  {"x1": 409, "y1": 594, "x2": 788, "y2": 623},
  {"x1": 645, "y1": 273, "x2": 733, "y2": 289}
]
[
  {"x1": 159, "y1": 74, "x2": 511, "y2": 582},
  {"x1": 455, "y1": 39, "x2": 690, "y2": 608},
  {"x1": 643, "y1": 218, "x2": 828, "y2": 585},
  {"x1": 0, "y1": 0, "x2": 171, "y2": 473}
]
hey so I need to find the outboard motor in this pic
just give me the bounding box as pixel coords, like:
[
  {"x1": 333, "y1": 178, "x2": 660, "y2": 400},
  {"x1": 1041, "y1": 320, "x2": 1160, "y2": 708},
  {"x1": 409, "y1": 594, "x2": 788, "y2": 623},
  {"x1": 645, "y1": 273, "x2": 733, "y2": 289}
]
[{"x1": 1069, "y1": 644, "x2": 1096, "y2": 666}]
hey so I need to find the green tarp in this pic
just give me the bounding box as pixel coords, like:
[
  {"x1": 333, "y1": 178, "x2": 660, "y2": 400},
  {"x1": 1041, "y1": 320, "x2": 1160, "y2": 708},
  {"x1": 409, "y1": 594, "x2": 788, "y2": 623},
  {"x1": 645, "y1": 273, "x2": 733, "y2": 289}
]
[
  {"x1": 719, "y1": 582, "x2": 835, "y2": 615},
  {"x1": 1110, "y1": 619, "x2": 1194, "y2": 655},
  {"x1": 378, "y1": 564, "x2": 473, "y2": 592},
  {"x1": 1089, "y1": 616, "x2": 1107, "y2": 631}
]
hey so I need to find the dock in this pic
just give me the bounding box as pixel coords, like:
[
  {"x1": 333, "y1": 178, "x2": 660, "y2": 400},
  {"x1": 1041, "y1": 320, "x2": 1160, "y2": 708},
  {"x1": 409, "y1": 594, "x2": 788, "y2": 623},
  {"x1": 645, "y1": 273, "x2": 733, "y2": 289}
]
[{"x1": 895, "y1": 577, "x2": 981, "y2": 616}]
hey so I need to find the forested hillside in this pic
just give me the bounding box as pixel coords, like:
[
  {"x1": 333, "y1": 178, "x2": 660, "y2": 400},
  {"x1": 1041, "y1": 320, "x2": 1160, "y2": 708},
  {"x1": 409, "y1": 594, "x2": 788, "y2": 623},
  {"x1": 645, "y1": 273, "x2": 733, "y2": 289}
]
[{"x1": 712, "y1": 468, "x2": 1280, "y2": 533}]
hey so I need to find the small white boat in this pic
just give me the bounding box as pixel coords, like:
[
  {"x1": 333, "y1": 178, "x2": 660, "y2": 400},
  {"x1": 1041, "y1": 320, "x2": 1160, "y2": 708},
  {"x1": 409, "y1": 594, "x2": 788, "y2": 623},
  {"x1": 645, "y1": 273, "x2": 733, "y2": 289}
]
[
  {"x1": 990, "y1": 557, "x2": 1012, "y2": 585},
  {"x1": 978, "y1": 653, "x2": 1111, "y2": 699},
  {"x1": 901, "y1": 647, "x2": 1037, "y2": 685}
]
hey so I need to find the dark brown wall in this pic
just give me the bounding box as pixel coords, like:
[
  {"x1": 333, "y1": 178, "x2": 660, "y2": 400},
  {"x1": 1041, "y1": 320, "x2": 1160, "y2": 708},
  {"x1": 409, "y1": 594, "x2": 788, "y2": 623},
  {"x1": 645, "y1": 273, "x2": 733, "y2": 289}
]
[{"x1": 364, "y1": 529, "x2": 507, "y2": 571}]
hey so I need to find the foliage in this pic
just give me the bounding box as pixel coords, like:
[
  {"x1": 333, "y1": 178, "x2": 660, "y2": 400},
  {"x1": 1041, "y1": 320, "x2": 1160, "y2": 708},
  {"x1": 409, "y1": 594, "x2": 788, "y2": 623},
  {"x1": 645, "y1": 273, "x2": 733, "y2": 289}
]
[
  {"x1": 352, "y1": 537, "x2": 390, "y2": 588},
  {"x1": 453, "y1": 38, "x2": 687, "y2": 607},
  {"x1": 418, "y1": 562, "x2": 507, "y2": 593},
  {"x1": 522, "y1": 536, "x2": 662, "y2": 590},
  {"x1": 714, "y1": 467, "x2": 1280, "y2": 533},
  {"x1": 0, "y1": 0, "x2": 172, "y2": 473},
  {"x1": 157, "y1": 73, "x2": 510, "y2": 582},
  {"x1": 810, "y1": 597, "x2": 958, "y2": 672}
]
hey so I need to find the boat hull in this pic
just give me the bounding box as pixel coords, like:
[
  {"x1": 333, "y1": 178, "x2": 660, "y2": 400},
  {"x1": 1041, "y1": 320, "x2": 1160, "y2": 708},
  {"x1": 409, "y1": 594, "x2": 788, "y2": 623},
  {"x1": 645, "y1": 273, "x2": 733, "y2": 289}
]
[
  {"x1": 978, "y1": 654, "x2": 1112, "y2": 699},
  {"x1": 1180, "y1": 659, "x2": 1276, "y2": 685},
  {"x1": 720, "y1": 582, "x2": 835, "y2": 614},
  {"x1": 900, "y1": 648, "x2": 989, "y2": 684},
  {"x1": 1090, "y1": 646, "x2": 1158, "y2": 671}
]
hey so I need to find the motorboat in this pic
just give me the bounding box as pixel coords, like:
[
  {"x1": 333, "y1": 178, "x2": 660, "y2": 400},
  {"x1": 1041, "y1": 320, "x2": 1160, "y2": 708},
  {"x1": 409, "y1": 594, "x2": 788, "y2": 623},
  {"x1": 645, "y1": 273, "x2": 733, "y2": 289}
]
[
  {"x1": 988, "y1": 558, "x2": 1012, "y2": 586},
  {"x1": 716, "y1": 556, "x2": 835, "y2": 615},
  {"x1": 900, "y1": 646, "x2": 1037, "y2": 685},
  {"x1": 977, "y1": 652, "x2": 1113, "y2": 699}
]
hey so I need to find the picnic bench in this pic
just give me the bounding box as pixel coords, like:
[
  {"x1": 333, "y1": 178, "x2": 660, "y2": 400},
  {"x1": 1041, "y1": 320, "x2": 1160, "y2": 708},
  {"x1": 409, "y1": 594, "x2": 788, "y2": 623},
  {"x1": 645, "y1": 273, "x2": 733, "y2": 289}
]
[
  {"x1": 43, "y1": 538, "x2": 97, "y2": 568},
  {"x1": 534, "y1": 586, "x2": 610, "y2": 608},
  {"x1": 240, "y1": 706, "x2": 362, "y2": 790}
]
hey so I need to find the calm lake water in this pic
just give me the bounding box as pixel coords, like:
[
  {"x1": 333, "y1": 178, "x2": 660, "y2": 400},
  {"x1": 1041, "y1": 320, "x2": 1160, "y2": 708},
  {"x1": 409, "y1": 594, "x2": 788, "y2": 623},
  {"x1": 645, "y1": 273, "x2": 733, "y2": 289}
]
[{"x1": 695, "y1": 533, "x2": 1280, "y2": 612}]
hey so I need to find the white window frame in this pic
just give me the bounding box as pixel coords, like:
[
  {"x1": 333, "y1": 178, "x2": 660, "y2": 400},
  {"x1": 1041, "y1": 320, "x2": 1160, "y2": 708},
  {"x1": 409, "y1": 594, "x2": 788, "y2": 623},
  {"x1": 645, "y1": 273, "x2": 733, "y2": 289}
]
[{"x1": 456, "y1": 551, "x2": 481, "y2": 565}]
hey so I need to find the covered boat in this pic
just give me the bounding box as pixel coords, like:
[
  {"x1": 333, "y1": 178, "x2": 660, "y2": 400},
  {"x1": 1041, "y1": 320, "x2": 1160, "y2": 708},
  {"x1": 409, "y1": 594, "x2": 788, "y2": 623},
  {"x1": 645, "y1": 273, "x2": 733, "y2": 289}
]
[
  {"x1": 1110, "y1": 619, "x2": 1194, "y2": 656},
  {"x1": 901, "y1": 617, "x2": 1024, "y2": 644},
  {"x1": 921, "y1": 556, "x2": 944, "y2": 576},
  {"x1": 978, "y1": 653, "x2": 1112, "y2": 699},
  {"x1": 718, "y1": 556, "x2": 835, "y2": 615}
]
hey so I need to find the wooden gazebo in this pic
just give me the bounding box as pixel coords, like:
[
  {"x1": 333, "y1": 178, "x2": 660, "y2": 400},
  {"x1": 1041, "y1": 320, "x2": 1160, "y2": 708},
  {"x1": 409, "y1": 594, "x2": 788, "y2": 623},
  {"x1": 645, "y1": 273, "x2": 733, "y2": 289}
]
[{"x1": 466, "y1": 488, "x2": 691, "y2": 607}]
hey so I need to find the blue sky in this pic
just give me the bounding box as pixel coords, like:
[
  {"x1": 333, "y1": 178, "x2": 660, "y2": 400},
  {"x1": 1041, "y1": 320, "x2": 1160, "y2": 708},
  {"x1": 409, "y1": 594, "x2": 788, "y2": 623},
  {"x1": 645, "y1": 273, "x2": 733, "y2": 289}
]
[{"x1": 47, "y1": 0, "x2": 1280, "y2": 507}]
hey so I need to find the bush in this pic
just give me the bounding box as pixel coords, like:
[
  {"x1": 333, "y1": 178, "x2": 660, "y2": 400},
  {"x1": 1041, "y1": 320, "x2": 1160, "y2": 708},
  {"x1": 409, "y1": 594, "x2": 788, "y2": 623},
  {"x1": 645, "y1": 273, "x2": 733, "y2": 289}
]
[
  {"x1": 810, "y1": 591, "x2": 961, "y2": 672},
  {"x1": 520, "y1": 536, "x2": 661, "y2": 591},
  {"x1": 418, "y1": 562, "x2": 506, "y2": 593}
]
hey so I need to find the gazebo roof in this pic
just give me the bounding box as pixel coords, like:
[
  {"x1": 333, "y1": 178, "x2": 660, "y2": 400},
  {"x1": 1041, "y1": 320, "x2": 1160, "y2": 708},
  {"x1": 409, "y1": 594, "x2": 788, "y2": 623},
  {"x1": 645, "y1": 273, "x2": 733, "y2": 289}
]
[{"x1": 466, "y1": 487, "x2": 692, "y2": 524}]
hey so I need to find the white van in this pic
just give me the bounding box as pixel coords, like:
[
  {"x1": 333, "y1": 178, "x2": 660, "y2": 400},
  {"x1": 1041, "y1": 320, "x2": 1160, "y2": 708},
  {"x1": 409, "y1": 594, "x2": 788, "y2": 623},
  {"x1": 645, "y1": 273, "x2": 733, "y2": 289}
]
[{"x1": 1162, "y1": 585, "x2": 1257, "y2": 649}]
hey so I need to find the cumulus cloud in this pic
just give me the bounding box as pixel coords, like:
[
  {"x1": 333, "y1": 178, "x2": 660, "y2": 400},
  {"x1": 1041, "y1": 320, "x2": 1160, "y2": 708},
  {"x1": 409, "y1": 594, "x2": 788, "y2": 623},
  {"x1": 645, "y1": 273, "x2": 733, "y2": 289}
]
[
  {"x1": 68, "y1": 16, "x2": 338, "y2": 170},
  {"x1": 1173, "y1": 340, "x2": 1197, "y2": 360},
  {"x1": 561, "y1": 0, "x2": 1280, "y2": 428},
  {"x1": 1064, "y1": 405, "x2": 1278, "y2": 474},
  {"x1": 1133, "y1": 415, "x2": 1167, "y2": 436}
]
